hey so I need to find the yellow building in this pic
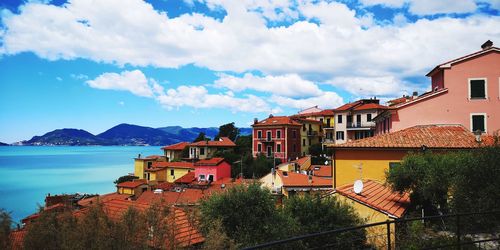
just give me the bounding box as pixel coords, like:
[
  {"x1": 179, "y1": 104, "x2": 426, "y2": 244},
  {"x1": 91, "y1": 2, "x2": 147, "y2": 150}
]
[
  {"x1": 327, "y1": 125, "x2": 486, "y2": 188},
  {"x1": 116, "y1": 181, "x2": 148, "y2": 197},
  {"x1": 292, "y1": 109, "x2": 335, "y2": 144},
  {"x1": 134, "y1": 155, "x2": 164, "y2": 180},
  {"x1": 335, "y1": 179, "x2": 410, "y2": 248},
  {"x1": 143, "y1": 161, "x2": 195, "y2": 183},
  {"x1": 295, "y1": 118, "x2": 322, "y2": 156}
]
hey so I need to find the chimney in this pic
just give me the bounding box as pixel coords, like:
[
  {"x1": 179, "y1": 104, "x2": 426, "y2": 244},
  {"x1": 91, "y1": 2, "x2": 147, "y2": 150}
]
[
  {"x1": 412, "y1": 91, "x2": 418, "y2": 97},
  {"x1": 269, "y1": 114, "x2": 274, "y2": 118},
  {"x1": 254, "y1": 118, "x2": 258, "y2": 124},
  {"x1": 481, "y1": 40, "x2": 493, "y2": 50}
]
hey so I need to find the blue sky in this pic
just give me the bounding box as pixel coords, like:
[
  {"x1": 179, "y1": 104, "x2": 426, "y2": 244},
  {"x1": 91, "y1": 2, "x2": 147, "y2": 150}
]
[{"x1": 0, "y1": 0, "x2": 499, "y2": 143}]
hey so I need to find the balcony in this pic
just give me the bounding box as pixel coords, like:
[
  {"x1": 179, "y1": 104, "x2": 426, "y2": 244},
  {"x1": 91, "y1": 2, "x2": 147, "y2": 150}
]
[
  {"x1": 257, "y1": 137, "x2": 275, "y2": 142},
  {"x1": 347, "y1": 121, "x2": 376, "y2": 130},
  {"x1": 307, "y1": 130, "x2": 320, "y2": 137}
]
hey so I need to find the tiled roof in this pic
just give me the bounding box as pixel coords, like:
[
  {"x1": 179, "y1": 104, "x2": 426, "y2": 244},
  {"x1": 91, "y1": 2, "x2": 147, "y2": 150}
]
[
  {"x1": 117, "y1": 181, "x2": 147, "y2": 188},
  {"x1": 101, "y1": 199, "x2": 150, "y2": 221},
  {"x1": 336, "y1": 179, "x2": 410, "y2": 218},
  {"x1": 194, "y1": 157, "x2": 225, "y2": 166},
  {"x1": 293, "y1": 118, "x2": 322, "y2": 124},
  {"x1": 77, "y1": 192, "x2": 131, "y2": 207},
  {"x1": 10, "y1": 229, "x2": 26, "y2": 250},
  {"x1": 329, "y1": 125, "x2": 492, "y2": 149},
  {"x1": 277, "y1": 170, "x2": 332, "y2": 187},
  {"x1": 252, "y1": 116, "x2": 302, "y2": 127},
  {"x1": 169, "y1": 207, "x2": 205, "y2": 247},
  {"x1": 293, "y1": 156, "x2": 310, "y2": 167},
  {"x1": 174, "y1": 172, "x2": 196, "y2": 184},
  {"x1": 312, "y1": 165, "x2": 332, "y2": 177},
  {"x1": 162, "y1": 142, "x2": 189, "y2": 150},
  {"x1": 152, "y1": 161, "x2": 195, "y2": 169},
  {"x1": 189, "y1": 137, "x2": 236, "y2": 147},
  {"x1": 353, "y1": 103, "x2": 388, "y2": 111},
  {"x1": 136, "y1": 189, "x2": 205, "y2": 206},
  {"x1": 293, "y1": 109, "x2": 335, "y2": 117},
  {"x1": 334, "y1": 101, "x2": 361, "y2": 111}
]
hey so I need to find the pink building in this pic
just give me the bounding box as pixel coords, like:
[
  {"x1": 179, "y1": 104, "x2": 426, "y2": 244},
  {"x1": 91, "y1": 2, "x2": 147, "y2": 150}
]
[
  {"x1": 194, "y1": 158, "x2": 231, "y2": 182},
  {"x1": 375, "y1": 41, "x2": 500, "y2": 135}
]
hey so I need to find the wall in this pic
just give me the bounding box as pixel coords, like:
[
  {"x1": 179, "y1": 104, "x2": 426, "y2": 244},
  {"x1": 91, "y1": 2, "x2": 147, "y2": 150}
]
[
  {"x1": 216, "y1": 161, "x2": 231, "y2": 180},
  {"x1": 299, "y1": 122, "x2": 322, "y2": 156},
  {"x1": 167, "y1": 168, "x2": 191, "y2": 183},
  {"x1": 335, "y1": 112, "x2": 348, "y2": 144},
  {"x1": 334, "y1": 149, "x2": 408, "y2": 187},
  {"x1": 392, "y1": 52, "x2": 500, "y2": 134},
  {"x1": 118, "y1": 187, "x2": 134, "y2": 195},
  {"x1": 134, "y1": 159, "x2": 152, "y2": 179}
]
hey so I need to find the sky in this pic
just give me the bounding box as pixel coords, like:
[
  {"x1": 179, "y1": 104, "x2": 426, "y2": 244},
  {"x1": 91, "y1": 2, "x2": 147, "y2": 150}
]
[{"x1": 0, "y1": 0, "x2": 499, "y2": 143}]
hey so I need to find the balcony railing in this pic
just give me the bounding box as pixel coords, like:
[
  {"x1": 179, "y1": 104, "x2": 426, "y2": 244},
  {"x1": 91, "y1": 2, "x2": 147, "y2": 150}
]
[
  {"x1": 257, "y1": 137, "x2": 275, "y2": 142},
  {"x1": 347, "y1": 121, "x2": 376, "y2": 129},
  {"x1": 307, "y1": 131, "x2": 320, "y2": 137}
]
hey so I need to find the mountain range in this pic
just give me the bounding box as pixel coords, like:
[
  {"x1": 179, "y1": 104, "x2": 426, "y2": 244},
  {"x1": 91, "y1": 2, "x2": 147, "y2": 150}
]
[{"x1": 12, "y1": 124, "x2": 252, "y2": 146}]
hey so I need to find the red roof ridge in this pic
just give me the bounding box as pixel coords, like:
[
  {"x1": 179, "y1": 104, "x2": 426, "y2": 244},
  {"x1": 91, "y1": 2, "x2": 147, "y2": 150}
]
[
  {"x1": 162, "y1": 142, "x2": 189, "y2": 150},
  {"x1": 194, "y1": 157, "x2": 225, "y2": 166}
]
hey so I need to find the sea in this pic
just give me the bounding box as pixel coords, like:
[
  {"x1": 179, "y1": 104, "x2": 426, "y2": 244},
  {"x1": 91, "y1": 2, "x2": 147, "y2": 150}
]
[{"x1": 0, "y1": 146, "x2": 162, "y2": 224}]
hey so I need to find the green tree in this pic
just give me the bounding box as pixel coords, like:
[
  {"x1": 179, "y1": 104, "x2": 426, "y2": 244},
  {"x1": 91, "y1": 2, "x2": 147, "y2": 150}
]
[
  {"x1": 193, "y1": 132, "x2": 207, "y2": 142},
  {"x1": 114, "y1": 175, "x2": 139, "y2": 184},
  {"x1": 200, "y1": 184, "x2": 297, "y2": 247},
  {"x1": 0, "y1": 209, "x2": 12, "y2": 250},
  {"x1": 215, "y1": 122, "x2": 239, "y2": 141}
]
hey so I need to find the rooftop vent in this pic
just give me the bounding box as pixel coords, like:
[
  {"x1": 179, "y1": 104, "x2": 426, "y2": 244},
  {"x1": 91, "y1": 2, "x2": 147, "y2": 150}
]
[
  {"x1": 481, "y1": 40, "x2": 493, "y2": 50},
  {"x1": 412, "y1": 91, "x2": 418, "y2": 97}
]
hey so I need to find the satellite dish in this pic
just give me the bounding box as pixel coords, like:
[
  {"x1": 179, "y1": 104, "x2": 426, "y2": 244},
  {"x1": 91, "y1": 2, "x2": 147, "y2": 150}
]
[{"x1": 353, "y1": 180, "x2": 363, "y2": 194}]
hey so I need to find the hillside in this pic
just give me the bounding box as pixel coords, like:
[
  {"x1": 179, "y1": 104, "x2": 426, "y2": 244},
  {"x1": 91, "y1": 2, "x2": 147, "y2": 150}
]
[
  {"x1": 97, "y1": 124, "x2": 182, "y2": 146},
  {"x1": 23, "y1": 129, "x2": 107, "y2": 146}
]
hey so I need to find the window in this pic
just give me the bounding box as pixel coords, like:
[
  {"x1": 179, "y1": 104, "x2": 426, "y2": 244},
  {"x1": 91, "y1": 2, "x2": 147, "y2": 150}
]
[
  {"x1": 302, "y1": 139, "x2": 306, "y2": 146},
  {"x1": 347, "y1": 115, "x2": 352, "y2": 124},
  {"x1": 292, "y1": 130, "x2": 297, "y2": 138},
  {"x1": 257, "y1": 130, "x2": 262, "y2": 138},
  {"x1": 277, "y1": 130, "x2": 281, "y2": 139},
  {"x1": 170, "y1": 169, "x2": 174, "y2": 176},
  {"x1": 367, "y1": 114, "x2": 372, "y2": 122},
  {"x1": 302, "y1": 124, "x2": 306, "y2": 131},
  {"x1": 336, "y1": 131, "x2": 345, "y2": 140},
  {"x1": 267, "y1": 146, "x2": 273, "y2": 157},
  {"x1": 267, "y1": 131, "x2": 272, "y2": 141},
  {"x1": 469, "y1": 78, "x2": 487, "y2": 99},
  {"x1": 208, "y1": 175, "x2": 214, "y2": 182},
  {"x1": 276, "y1": 144, "x2": 281, "y2": 152},
  {"x1": 337, "y1": 115, "x2": 343, "y2": 124},
  {"x1": 147, "y1": 162, "x2": 152, "y2": 169},
  {"x1": 200, "y1": 147, "x2": 205, "y2": 155},
  {"x1": 471, "y1": 113, "x2": 487, "y2": 132},
  {"x1": 199, "y1": 174, "x2": 206, "y2": 181},
  {"x1": 257, "y1": 143, "x2": 262, "y2": 152},
  {"x1": 356, "y1": 114, "x2": 361, "y2": 123}
]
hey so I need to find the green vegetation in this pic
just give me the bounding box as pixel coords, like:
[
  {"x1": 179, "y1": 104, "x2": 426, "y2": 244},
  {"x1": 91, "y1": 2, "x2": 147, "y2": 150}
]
[
  {"x1": 215, "y1": 122, "x2": 239, "y2": 141},
  {"x1": 193, "y1": 132, "x2": 208, "y2": 142},
  {"x1": 200, "y1": 183, "x2": 366, "y2": 248},
  {"x1": 113, "y1": 175, "x2": 139, "y2": 184},
  {"x1": 0, "y1": 209, "x2": 12, "y2": 250}
]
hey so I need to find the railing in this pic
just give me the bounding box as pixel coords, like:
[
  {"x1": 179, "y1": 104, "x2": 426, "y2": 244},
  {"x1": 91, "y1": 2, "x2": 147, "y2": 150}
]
[
  {"x1": 257, "y1": 137, "x2": 276, "y2": 142},
  {"x1": 347, "y1": 121, "x2": 376, "y2": 129},
  {"x1": 243, "y1": 210, "x2": 500, "y2": 250},
  {"x1": 307, "y1": 131, "x2": 320, "y2": 137}
]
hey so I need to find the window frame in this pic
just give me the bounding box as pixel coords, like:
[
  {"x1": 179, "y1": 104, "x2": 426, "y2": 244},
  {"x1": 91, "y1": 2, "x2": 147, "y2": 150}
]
[
  {"x1": 276, "y1": 130, "x2": 281, "y2": 139},
  {"x1": 257, "y1": 130, "x2": 262, "y2": 139},
  {"x1": 337, "y1": 115, "x2": 343, "y2": 124},
  {"x1": 470, "y1": 113, "x2": 487, "y2": 133},
  {"x1": 276, "y1": 143, "x2": 281, "y2": 152},
  {"x1": 257, "y1": 143, "x2": 262, "y2": 152},
  {"x1": 199, "y1": 174, "x2": 206, "y2": 181},
  {"x1": 336, "y1": 131, "x2": 344, "y2": 140},
  {"x1": 468, "y1": 78, "x2": 488, "y2": 99}
]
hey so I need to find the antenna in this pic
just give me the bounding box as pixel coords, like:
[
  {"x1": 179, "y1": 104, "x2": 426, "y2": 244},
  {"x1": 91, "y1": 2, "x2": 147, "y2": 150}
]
[
  {"x1": 353, "y1": 162, "x2": 363, "y2": 180},
  {"x1": 353, "y1": 180, "x2": 363, "y2": 194}
]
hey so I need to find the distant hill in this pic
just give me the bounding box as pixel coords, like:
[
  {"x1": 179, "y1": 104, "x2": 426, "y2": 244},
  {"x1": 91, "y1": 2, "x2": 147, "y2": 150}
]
[
  {"x1": 0, "y1": 142, "x2": 9, "y2": 146},
  {"x1": 23, "y1": 129, "x2": 107, "y2": 146},
  {"x1": 18, "y1": 124, "x2": 252, "y2": 146}
]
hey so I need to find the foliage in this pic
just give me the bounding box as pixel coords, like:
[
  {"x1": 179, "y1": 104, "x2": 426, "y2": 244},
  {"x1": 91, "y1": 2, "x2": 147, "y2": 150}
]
[
  {"x1": 215, "y1": 122, "x2": 239, "y2": 142},
  {"x1": 234, "y1": 135, "x2": 252, "y2": 155},
  {"x1": 200, "y1": 184, "x2": 297, "y2": 247},
  {"x1": 113, "y1": 175, "x2": 139, "y2": 184},
  {"x1": 181, "y1": 145, "x2": 189, "y2": 158},
  {"x1": 201, "y1": 219, "x2": 239, "y2": 250},
  {"x1": 193, "y1": 132, "x2": 207, "y2": 142},
  {"x1": 0, "y1": 209, "x2": 12, "y2": 250},
  {"x1": 282, "y1": 195, "x2": 368, "y2": 249}
]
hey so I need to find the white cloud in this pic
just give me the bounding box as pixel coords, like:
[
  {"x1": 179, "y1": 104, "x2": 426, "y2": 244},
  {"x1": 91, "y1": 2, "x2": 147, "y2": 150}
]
[
  {"x1": 70, "y1": 73, "x2": 88, "y2": 80},
  {"x1": 359, "y1": 0, "x2": 406, "y2": 8},
  {"x1": 56, "y1": 76, "x2": 62, "y2": 81},
  {"x1": 270, "y1": 91, "x2": 344, "y2": 110},
  {"x1": 214, "y1": 73, "x2": 322, "y2": 98},
  {"x1": 86, "y1": 70, "x2": 154, "y2": 97},
  {"x1": 328, "y1": 75, "x2": 418, "y2": 97},
  {"x1": 409, "y1": 0, "x2": 477, "y2": 15}
]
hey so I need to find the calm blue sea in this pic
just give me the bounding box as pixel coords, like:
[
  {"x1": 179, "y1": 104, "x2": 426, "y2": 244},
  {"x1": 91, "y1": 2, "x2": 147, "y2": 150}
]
[{"x1": 0, "y1": 146, "x2": 161, "y2": 224}]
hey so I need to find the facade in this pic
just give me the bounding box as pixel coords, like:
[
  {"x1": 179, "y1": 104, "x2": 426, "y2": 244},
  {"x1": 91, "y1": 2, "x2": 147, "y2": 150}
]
[
  {"x1": 333, "y1": 99, "x2": 387, "y2": 144},
  {"x1": 375, "y1": 42, "x2": 500, "y2": 135},
  {"x1": 134, "y1": 155, "x2": 164, "y2": 180},
  {"x1": 296, "y1": 118, "x2": 323, "y2": 156},
  {"x1": 252, "y1": 115, "x2": 302, "y2": 163},
  {"x1": 328, "y1": 124, "x2": 493, "y2": 188},
  {"x1": 194, "y1": 158, "x2": 231, "y2": 182},
  {"x1": 292, "y1": 109, "x2": 336, "y2": 145},
  {"x1": 188, "y1": 137, "x2": 236, "y2": 160},
  {"x1": 116, "y1": 181, "x2": 148, "y2": 196},
  {"x1": 144, "y1": 161, "x2": 195, "y2": 183},
  {"x1": 161, "y1": 142, "x2": 189, "y2": 162},
  {"x1": 260, "y1": 170, "x2": 332, "y2": 197}
]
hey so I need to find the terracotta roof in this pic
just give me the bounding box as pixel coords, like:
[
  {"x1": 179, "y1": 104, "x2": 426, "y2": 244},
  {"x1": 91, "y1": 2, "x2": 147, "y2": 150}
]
[
  {"x1": 329, "y1": 125, "x2": 493, "y2": 149},
  {"x1": 162, "y1": 142, "x2": 189, "y2": 151},
  {"x1": 277, "y1": 170, "x2": 332, "y2": 187},
  {"x1": 293, "y1": 109, "x2": 335, "y2": 117},
  {"x1": 426, "y1": 46, "x2": 500, "y2": 77},
  {"x1": 336, "y1": 180, "x2": 410, "y2": 218},
  {"x1": 353, "y1": 103, "x2": 387, "y2": 111},
  {"x1": 293, "y1": 118, "x2": 322, "y2": 124},
  {"x1": 312, "y1": 165, "x2": 332, "y2": 177},
  {"x1": 194, "y1": 157, "x2": 225, "y2": 166},
  {"x1": 136, "y1": 189, "x2": 205, "y2": 206},
  {"x1": 390, "y1": 88, "x2": 448, "y2": 109},
  {"x1": 252, "y1": 116, "x2": 302, "y2": 127},
  {"x1": 174, "y1": 172, "x2": 196, "y2": 184},
  {"x1": 101, "y1": 199, "x2": 150, "y2": 221},
  {"x1": 117, "y1": 181, "x2": 147, "y2": 188},
  {"x1": 77, "y1": 192, "x2": 131, "y2": 207},
  {"x1": 152, "y1": 161, "x2": 195, "y2": 169},
  {"x1": 292, "y1": 156, "x2": 310, "y2": 167},
  {"x1": 10, "y1": 229, "x2": 26, "y2": 250},
  {"x1": 334, "y1": 101, "x2": 361, "y2": 111},
  {"x1": 189, "y1": 137, "x2": 236, "y2": 147},
  {"x1": 169, "y1": 207, "x2": 205, "y2": 247}
]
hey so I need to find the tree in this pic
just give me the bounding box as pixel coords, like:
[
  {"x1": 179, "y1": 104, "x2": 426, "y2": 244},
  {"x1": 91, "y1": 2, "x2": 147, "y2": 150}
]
[
  {"x1": 200, "y1": 184, "x2": 297, "y2": 247},
  {"x1": 0, "y1": 209, "x2": 12, "y2": 250},
  {"x1": 215, "y1": 122, "x2": 239, "y2": 141},
  {"x1": 193, "y1": 132, "x2": 207, "y2": 142},
  {"x1": 114, "y1": 175, "x2": 139, "y2": 184}
]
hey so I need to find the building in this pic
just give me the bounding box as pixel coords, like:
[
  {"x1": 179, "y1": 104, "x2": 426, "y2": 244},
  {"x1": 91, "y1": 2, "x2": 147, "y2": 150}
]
[
  {"x1": 188, "y1": 137, "x2": 236, "y2": 160},
  {"x1": 333, "y1": 99, "x2": 387, "y2": 144},
  {"x1": 328, "y1": 124, "x2": 493, "y2": 188},
  {"x1": 161, "y1": 142, "x2": 189, "y2": 162},
  {"x1": 293, "y1": 109, "x2": 336, "y2": 144},
  {"x1": 143, "y1": 161, "x2": 195, "y2": 183},
  {"x1": 335, "y1": 179, "x2": 410, "y2": 248},
  {"x1": 116, "y1": 180, "x2": 148, "y2": 196},
  {"x1": 194, "y1": 158, "x2": 231, "y2": 182},
  {"x1": 375, "y1": 41, "x2": 500, "y2": 135},
  {"x1": 260, "y1": 169, "x2": 332, "y2": 197},
  {"x1": 295, "y1": 118, "x2": 323, "y2": 156},
  {"x1": 252, "y1": 115, "x2": 302, "y2": 163},
  {"x1": 134, "y1": 155, "x2": 164, "y2": 179}
]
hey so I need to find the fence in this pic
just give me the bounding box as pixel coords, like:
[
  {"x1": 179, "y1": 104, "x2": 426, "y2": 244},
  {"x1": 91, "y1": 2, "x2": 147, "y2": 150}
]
[{"x1": 243, "y1": 211, "x2": 500, "y2": 250}]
